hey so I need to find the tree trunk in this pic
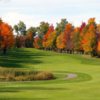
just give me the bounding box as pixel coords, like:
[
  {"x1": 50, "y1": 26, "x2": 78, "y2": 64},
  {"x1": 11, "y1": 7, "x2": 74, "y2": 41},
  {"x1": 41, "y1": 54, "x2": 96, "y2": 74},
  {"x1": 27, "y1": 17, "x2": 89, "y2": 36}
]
[{"x1": 3, "y1": 47, "x2": 7, "y2": 55}]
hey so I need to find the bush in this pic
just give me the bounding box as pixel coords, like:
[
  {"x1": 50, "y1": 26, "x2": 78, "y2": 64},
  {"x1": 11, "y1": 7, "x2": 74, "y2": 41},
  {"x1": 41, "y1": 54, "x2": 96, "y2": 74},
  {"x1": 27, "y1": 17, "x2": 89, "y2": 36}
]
[
  {"x1": 0, "y1": 67, "x2": 54, "y2": 81},
  {"x1": 34, "y1": 71, "x2": 54, "y2": 80}
]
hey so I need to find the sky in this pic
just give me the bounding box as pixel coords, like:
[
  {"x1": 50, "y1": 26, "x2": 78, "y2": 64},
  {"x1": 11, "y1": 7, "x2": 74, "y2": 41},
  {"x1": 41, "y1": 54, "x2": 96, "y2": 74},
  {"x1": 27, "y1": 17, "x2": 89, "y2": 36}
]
[{"x1": 0, "y1": 0, "x2": 100, "y2": 28}]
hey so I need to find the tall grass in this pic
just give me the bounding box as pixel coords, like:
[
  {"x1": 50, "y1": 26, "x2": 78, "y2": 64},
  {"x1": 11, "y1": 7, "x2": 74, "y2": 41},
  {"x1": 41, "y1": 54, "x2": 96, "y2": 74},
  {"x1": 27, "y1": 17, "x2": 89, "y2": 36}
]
[{"x1": 0, "y1": 67, "x2": 54, "y2": 81}]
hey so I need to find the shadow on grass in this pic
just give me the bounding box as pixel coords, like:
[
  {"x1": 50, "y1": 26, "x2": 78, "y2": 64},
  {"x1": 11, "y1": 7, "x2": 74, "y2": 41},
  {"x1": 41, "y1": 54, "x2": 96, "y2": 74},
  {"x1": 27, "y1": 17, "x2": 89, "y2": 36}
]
[
  {"x1": 0, "y1": 86, "x2": 67, "y2": 92},
  {"x1": 0, "y1": 48, "x2": 45, "y2": 68},
  {"x1": 0, "y1": 89, "x2": 19, "y2": 92},
  {"x1": 0, "y1": 98, "x2": 47, "y2": 100}
]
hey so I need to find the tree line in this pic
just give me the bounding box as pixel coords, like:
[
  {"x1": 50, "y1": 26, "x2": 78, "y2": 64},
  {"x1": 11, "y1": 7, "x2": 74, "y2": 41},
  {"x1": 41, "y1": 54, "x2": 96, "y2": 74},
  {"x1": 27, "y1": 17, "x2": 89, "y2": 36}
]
[{"x1": 0, "y1": 18, "x2": 100, "y2": 57}]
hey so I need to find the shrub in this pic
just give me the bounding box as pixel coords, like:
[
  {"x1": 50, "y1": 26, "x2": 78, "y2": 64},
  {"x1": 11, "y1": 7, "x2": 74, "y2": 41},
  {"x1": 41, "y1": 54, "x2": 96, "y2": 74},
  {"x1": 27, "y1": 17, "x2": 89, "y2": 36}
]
[
  {"x1": 34, "y1": 71, "x2": 54, "y2": 80},
  {"x1": 15, "y1": 76, "x2": 28, "y2": 81},
  {"x1": 6, "y1": 74, "x2": 15, "y2": 81},
  {"x1": 0, "y1": 67, "x2": 54, "y2": 81}
]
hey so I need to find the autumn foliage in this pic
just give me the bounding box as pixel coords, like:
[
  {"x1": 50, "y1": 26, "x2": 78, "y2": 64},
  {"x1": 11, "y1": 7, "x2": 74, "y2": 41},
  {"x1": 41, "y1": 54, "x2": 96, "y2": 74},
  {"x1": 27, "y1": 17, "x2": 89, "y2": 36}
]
[
  {"x1": 82, "y1": 19, "x2": 96, "y2": 54},
  {"x1": 56, "y1": 23, "x2": 74, "y2": 51},
  {"x1": 33, "y1": 36, "x2": 42, "y2": 49},
  {"x1": 56, "y1": 32, "x2": 66, "y2": 49},
  {"x1": 11, "y1": 17, "x2": 100, "y2": 57},
  {"x1": 0, "y1": 19, "x2": 14, "y2": 54},
  {"x1": 42, "y1": 25, "x2": 54, "y2": 49}
]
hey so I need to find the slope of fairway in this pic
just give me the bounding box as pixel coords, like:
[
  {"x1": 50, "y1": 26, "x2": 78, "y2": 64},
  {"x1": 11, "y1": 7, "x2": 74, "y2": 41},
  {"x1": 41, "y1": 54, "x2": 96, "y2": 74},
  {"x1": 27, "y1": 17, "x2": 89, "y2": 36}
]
[{"x1": 0, "y1": 48, "x2": 100, "y2": 100}]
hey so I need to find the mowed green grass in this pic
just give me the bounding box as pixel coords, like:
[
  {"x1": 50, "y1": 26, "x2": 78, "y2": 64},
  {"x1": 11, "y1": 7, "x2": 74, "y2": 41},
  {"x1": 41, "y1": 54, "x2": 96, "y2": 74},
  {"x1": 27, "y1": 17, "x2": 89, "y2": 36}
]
[{"x1": 0, "y1": 48, "x2": 100, "y2": 100}]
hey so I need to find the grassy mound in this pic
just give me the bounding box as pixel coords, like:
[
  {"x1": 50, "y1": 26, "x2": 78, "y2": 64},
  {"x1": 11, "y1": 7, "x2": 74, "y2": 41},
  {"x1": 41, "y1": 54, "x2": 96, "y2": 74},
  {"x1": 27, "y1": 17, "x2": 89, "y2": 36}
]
[{"x1": 0, "y1": 67, "x2": 54, "y2": 81}]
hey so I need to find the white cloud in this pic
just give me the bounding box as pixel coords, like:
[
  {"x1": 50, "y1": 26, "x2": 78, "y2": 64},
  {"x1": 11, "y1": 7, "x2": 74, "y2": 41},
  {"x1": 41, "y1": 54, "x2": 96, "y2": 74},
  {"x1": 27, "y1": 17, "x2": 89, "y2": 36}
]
[
  {"x1": 0, "y1": 0, "x2": 100, "y2": 28},
  {"x1": 1, "y1": 12, "x2": 60, "y2": 28},
  {"x1": 6, "y1": 0, "x2": 100, "y2": 6},
  {"x1": 1, "y1": 11, "x2": 100, "y2": 29},
  {"x1": 1, "y1": 12, "x2": 39, "y2": 28},
  {"x1": 1, "y1": 0, "x2": 100, "y2": 8}
]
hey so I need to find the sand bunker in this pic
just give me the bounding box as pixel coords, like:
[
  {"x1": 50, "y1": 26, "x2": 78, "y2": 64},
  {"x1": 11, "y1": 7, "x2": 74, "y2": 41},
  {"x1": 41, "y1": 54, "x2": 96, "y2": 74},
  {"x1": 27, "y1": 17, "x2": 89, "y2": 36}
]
[{"x1": 65, "y1": 73, "x2": 77, "y2": 79}]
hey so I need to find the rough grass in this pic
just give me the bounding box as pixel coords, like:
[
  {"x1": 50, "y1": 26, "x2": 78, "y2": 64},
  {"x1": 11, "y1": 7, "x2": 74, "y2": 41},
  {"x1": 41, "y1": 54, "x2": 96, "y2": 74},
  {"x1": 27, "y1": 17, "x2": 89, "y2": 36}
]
[
  {"x1": 0, "y1": 48, "x2": 100, "y2": 100},
  {"x1": 0, "y1": 67, "x2": 54, "y2": 81}
]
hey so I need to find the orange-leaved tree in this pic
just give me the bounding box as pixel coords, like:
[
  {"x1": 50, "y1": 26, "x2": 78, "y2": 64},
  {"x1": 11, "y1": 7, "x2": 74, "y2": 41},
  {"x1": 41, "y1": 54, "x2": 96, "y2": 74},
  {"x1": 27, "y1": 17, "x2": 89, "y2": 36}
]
[
  {"x1": 46, "y1": 30, "x2": 57, "y2": 50},
  {"x1": 73, "y1": 27, "x2": 80, "y2": 51},
  {"x1": 56, "y1": 32, "x2": 66, "y2": 50},
  {"x1": 73, "y1": 22, "x2": 86, "y2": 53},
  {"x1": 56, "y1": 23, "x2": 74, "y2": 52},
  {"x1": 0, "y1": 19, "x2": 14, "y2": 54},
  {"x1": 96, "y1": 24, "x2": 100, "y2": 55},
  {"x1": 42, "y1": 25, "x2": 54, "y2": 49},
  {"x1": 63, "y1": 23, "x2": 74, "y2": 53},
  {"x1": 82, "y1": 18, "x2": 97, "y2": 55},
  {"x1": 33, "y1": 36, "x2": 43, "y2": 49}
]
